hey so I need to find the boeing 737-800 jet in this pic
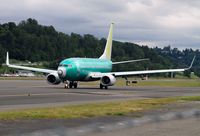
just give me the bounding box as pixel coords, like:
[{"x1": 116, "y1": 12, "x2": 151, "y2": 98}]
[{"x1": 6, "y1": 23, "x2": 195, "y2": 89}]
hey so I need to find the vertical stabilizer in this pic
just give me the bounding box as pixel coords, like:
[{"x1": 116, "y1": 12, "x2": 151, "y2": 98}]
[{"x1": 99, "y1": 23, "x2": 114, "y2": 60}]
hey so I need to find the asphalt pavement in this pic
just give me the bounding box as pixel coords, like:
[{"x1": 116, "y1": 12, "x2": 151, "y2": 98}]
[
  {"x1": 0, "y1": 80, "x2": 200, "y2": 111},
  {"x1": 1, "y1": 80, "x2": 200, "y2": 136}
]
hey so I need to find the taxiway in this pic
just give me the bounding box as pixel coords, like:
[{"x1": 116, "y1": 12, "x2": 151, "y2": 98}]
[{"x1": 0, "y1": 80, "x2": 200, "y2": 111}]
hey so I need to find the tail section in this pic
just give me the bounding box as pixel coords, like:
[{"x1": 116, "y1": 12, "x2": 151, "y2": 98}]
[{"x1": 99, "y1": 23, "x2": 114, "y2": 60}]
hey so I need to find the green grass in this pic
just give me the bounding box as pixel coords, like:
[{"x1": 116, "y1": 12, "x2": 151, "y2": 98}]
[
  {"x1": 115, "y1": 78, "x2": 200, "y2": 87},
  {"x1": 136, "y1": 80, "x2": 200, "y2": 87},
  {"x1": 180, "y1": 96, "x2": 200, "y2": 101},
  {"x1": 1, "y1": 96, "x2": 200, "y2": 120}
]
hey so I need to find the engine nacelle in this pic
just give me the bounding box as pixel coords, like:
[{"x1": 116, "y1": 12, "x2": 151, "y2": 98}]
[
  {"x1": 47, "y1": 73, "x2": 61, "y2": 85},
  {"x1": 101, "y1": 74, "x2": 116, "y2": 86}
]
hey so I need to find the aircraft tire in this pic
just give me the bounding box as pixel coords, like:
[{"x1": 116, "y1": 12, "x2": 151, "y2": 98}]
[
  {"x1": 74, "y1": 82, "x2": 78, "y2": 88},
  {"x1": 69, "y1": 82, "x2": 73, "y2": 88},
  {"x1": 126, "y1": 81, "x2": 131, "y2": 86},
  {"x1": 100, "y1": 84, "x2": 103, "y2": 89}
]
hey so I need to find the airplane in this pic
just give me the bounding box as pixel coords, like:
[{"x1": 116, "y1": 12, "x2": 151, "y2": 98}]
[{"x1": 5, "y1": 23, "x2": 195, "y2": 89}]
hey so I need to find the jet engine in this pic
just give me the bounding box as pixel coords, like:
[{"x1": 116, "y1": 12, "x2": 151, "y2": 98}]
[
  {"x1": 101, "y1": 74, "x2": 116, "y2": 86},
  {"x1": 47, "y1": 73, "x2": 61, "y2": 85}
]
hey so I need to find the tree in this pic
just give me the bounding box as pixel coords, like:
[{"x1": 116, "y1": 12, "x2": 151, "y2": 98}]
[{"x1": 0, "y1": 18, "x2": 199, "y2": 77}]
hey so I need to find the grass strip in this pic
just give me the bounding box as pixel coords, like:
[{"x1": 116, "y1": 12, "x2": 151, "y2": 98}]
[
  {"x1": 136, "y1": 80, "x2": 200, "y2": 87},
  {"x1": 0, "y1": 96, "x2": 200, "y2": 120},
  {"x1": 180, "y1": 96, "x2": 200, "y2": 101},
  {"x1": 114, "y1": 78, "x2": 200, "y2": 87}
]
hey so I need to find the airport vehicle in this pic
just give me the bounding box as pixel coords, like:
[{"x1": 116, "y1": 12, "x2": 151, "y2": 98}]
[{"x1": 5, "y1": 23, "x2": 195, "y2": 89}]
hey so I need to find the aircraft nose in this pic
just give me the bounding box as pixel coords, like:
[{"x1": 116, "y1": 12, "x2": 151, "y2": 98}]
[
  {"x1": 58, "y1": 70, "x2": 63, "y2": 75},
  {"x1": 57, "y1": 67, "x2": 66, "y2": 78}
]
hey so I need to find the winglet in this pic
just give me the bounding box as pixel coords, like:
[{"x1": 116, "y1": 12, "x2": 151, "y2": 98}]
[
  {"x1": 185, "y1": 56, "x2": 195, "y2": 70},
  {"x1": 6, "y1": 52, "x2": 9, "y2": 66}
]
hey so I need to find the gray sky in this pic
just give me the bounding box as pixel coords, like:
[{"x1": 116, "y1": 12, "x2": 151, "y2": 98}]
[{"x1": 0, "y1": 0, "x2": 200, "y2": 49}]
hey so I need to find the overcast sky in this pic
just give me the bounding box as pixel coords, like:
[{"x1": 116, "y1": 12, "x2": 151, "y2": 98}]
[{"x1": 0, "y1": 0, "x2": 200, "y2": 49}]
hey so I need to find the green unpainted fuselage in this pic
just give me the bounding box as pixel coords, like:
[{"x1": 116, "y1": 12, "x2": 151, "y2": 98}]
[{"x1": 59, "y1": 58, "x2": 112, "y2": 81}]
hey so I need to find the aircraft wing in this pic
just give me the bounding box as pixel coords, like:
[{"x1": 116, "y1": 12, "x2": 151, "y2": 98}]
[
  {"x1": 112, "y1": 58, "x2": 149, "y2": 65},
  {"x1": 6, "y1": 52, "x2": 56, "y2": 74},
  {"x1": 89, "y1": 68, "x2": 185, "y2": 78},
  {"x1": 89, "y1": 56, "x2": 195, "y2": 78},
  {"x1": 110, "y1": 68, "x2": 185, "y2": 77},
  {"x1": 110, "y1": 56, "x2": 195, "y2": 77}
]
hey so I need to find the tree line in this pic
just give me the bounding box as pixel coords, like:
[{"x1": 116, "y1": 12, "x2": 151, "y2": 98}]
[{"x1": 0, "y1": 18, "x2": 199, "y2": 77}]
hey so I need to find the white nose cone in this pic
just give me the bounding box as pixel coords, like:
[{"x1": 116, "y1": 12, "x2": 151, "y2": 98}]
[
  {"x1": 58, "y1": 70, "x2": 63, "y2": 75},
  {"x1": 57, "y1": 67, "x2": 66, "y2": 78}
]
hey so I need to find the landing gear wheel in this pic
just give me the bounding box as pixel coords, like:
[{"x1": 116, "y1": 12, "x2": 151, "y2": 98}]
[
  {"x1": 68, "y1": 81, "x2": 78, "y2": 89},
  {"x1": 100, "y1": 84, "x2": 108, "y2": 89},
  {"x1": 64, "y1": 81, "x2": 69, "y2": 89},
  {"x1": 126, "y1": 81, "x2": 131, "y2": 86},
  {"x1": 64, "y1": 84, "x2": 68, "y2": 88},
  {"x1": 100, "y1": 84, "x2": 103, "y2": 89},
  {"x1": 74, "y1": 82, "x2": 78, "y2": 88},
  {"x1": 69, "y1": 82, "x2": 73, "y2": 88}
]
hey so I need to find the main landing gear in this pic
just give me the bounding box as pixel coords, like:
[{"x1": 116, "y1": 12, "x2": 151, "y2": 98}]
[
  {"x1": 64, "y1": 81, "x2": 78, "y2": 89},
  {"x1": 100, "y1": 84, "x2": 108, "y2": 89}
]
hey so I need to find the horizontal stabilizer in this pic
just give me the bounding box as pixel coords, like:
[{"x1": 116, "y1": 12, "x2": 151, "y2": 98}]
[{"x1": 112, "y1": 58, "x2": 149, "y2": 65}]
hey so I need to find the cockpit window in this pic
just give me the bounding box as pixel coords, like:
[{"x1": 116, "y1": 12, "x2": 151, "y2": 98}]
[
  {"x1": 59, "y1": 64, "x2": 72, "y2": 67},
  {"x1": 59, "y1": 64, "x2": 66, "y2": 67}
]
